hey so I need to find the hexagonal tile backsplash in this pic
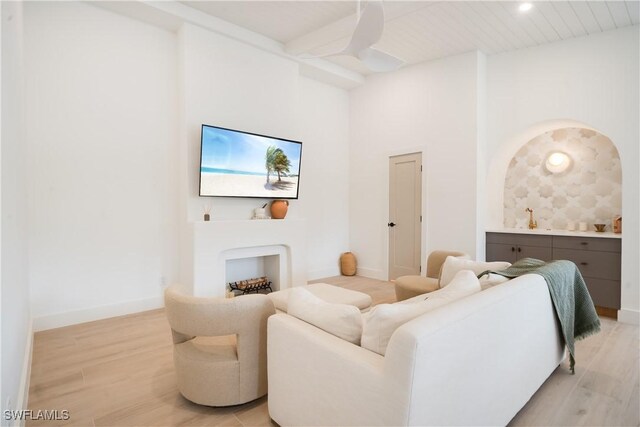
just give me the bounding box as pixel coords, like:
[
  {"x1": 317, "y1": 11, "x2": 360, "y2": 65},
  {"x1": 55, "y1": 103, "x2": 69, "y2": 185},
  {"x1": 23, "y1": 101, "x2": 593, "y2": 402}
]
[{"x1": 504, "y1": 127, "x2": 621, "y2": 231}]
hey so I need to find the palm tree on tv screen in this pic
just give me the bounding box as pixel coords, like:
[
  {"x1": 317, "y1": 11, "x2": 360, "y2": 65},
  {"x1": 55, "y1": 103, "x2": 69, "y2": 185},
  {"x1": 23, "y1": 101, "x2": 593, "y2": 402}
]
[
  {"x1": 273, "y1": 151, "x2": 291, "y2": 182},
  {"x1": 265, "y1": 145, "x2": 280, "y2": 183}
]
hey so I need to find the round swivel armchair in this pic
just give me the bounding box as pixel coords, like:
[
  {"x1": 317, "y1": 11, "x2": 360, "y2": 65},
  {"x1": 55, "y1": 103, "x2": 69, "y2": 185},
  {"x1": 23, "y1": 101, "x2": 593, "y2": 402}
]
[
  {"x1": 394, "y1": 250, "x2": 468, "y2": 301},
  {"x1": 164, "y1": 286, "x2": 275, "y2": 406}
]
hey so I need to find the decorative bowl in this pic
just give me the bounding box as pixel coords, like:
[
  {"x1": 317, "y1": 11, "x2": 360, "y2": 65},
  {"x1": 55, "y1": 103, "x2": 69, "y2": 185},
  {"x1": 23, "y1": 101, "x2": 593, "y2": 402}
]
[{"x1": 594, "y1": 224, "x2": 606, "y2": 232}]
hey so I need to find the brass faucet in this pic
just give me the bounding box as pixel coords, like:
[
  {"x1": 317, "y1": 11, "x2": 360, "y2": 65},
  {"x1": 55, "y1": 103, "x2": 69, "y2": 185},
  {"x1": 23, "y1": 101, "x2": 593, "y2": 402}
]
[{"x1": 525, "y1": 208, "x2": 537, "y2": 229}]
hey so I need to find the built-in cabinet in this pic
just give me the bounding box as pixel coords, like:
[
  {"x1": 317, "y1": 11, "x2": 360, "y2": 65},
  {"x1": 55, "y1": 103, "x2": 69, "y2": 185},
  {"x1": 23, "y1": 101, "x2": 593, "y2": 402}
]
[{"x1": 486, "y1": 232, "x2": 621, "y2": 318}]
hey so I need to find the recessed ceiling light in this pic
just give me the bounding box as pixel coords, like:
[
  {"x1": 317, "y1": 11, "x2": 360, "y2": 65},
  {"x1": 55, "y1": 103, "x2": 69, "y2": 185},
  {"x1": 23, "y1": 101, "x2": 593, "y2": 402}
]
[{"x1": 519, "y1": 2, "x2": 533, "y2": 12}]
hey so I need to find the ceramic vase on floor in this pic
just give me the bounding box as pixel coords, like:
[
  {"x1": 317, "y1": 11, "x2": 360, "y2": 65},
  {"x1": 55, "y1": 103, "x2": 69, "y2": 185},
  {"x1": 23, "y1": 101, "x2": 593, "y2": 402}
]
[
  {"x1": 340, "y1": 252, "x2": 357, "y2": 276},
  {"x1": 270, "y1": 200, "x2": 289, "y2": 219}
]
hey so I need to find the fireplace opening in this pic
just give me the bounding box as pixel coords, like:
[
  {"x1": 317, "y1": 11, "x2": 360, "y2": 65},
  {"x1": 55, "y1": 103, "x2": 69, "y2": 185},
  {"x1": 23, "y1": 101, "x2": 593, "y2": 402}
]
[{"x1": 226, "y1": 254, "x2": 280, "y2": 296}]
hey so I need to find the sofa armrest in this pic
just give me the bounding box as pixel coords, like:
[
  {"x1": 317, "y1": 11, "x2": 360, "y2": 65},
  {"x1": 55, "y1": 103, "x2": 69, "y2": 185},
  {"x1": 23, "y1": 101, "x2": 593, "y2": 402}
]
[{"x1": 267, "y1": 314, "x2": 408, "y2": 426}]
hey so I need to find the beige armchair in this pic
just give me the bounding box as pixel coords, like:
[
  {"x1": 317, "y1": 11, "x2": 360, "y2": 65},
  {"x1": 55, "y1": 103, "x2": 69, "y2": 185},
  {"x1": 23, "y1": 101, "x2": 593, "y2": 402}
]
[
  {"x1": 394, "y1": 250, "x2": 468, "y2": 301},
  {"x1": 164, "y1": 286, "x2": 275, "y2": 406}
]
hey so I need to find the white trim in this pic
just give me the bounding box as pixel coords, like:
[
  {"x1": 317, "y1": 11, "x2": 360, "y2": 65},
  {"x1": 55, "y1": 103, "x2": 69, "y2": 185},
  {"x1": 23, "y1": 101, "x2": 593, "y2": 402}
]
[
  {"x1": 356, "y1": 267, "x2": 387, "y2": 281},
  {"x1": 618, "y1": 309, "x2": 640, "y2": 325},
  {"x1": 307, "y1": 267, "x2": 340, "y2": 281},
  {"x1": 14, "y1": 319, "x2": 33, "y2": 427},
  {"x1": 33, "y1": 296, "x2": 164, "y2": 332}
]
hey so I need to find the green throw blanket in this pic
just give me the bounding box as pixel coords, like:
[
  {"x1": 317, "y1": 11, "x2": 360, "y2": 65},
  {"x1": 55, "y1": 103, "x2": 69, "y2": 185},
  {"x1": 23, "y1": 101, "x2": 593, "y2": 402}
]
[{"x1": 479, "y1": 258, "x2": 601, "y2": 374}]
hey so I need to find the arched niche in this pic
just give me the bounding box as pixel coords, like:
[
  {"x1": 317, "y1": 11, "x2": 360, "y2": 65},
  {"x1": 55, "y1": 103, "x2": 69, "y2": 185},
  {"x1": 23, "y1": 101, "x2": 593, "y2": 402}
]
[
  {"x1": 503, "y1": 127, "x2": 621, "y2": 230},
  {"x1": 486, "y1": 119, "x2": 623, "y2": 231}
]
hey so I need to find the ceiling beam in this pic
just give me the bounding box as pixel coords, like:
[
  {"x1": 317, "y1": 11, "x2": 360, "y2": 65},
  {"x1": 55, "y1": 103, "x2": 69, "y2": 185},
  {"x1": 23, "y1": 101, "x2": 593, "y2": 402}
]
[
  {"x1": 91, "y1": 1, "x2": 365, "y2": 89},
  {"x1": 286, "y1": 13, "x2": 357, "y2": 56}
]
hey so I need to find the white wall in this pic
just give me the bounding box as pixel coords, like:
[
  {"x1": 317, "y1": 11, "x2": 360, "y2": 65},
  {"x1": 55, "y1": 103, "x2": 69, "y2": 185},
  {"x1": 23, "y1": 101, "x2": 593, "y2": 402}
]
[
  {"x1": 23, "y1": 3, "x2": 351, "y2": 330},
  {"x1": 178, "y1": 24, "x2": 350, "y2": 283},
  {"x1": 179, "y1": 23, "x2": 300, "y2": 222},
  {"x1": 298, "y1": 77, "x2": 350, "y2": 279},
  {"x1": 24, "y1": 2, "x2": 180, "y2": 330},
  {"x1": 1, "y1": 0, "x2": 32, "y2": 419},
  {"x1": 349, "y1": 52, "x2": 483, "y2": 280},
  {"x1": 486, "y1": 26, "x2": 640, "y2": 323}
]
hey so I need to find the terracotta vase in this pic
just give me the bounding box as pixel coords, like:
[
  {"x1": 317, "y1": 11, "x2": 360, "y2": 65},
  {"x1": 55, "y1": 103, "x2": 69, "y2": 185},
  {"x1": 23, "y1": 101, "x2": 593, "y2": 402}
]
[
  {"x1": 340, "y1": 252, "x2": 357, "y2": 276},
  {"x1": 270, "y1": 200, "x2": 289, "y2": 219}
]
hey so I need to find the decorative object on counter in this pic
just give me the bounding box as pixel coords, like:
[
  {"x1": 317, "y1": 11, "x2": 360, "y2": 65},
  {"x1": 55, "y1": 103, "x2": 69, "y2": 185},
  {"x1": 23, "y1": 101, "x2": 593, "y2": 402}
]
[
  {"x1": 545, "y1": 151, "x2": 571, "y2": 174},
  {"x1": 594, "y1": 224, "x2": 606, "y2": 232},
  {"x1": 525, "y1": 208, "x2": 537, "y2": 229},
  {"x1": 228, "y1": 276, "x2": 273, "y2": 295},
  {"x1": 203, "y1": 204, "x2": 212, "y2": 221},
  {"x1": 340, "y1": 252, "x2": 357, "y2": 276},
  {"x1": 613, "y1": 216, "x2": 622, "y2": 234},
  {"x1": 579, "y1": 222, "x2": 588, "y2": 232},
  {"x1": 225, "y1": 289, "x2": 235, "y2": 298},
  {"x1": 567, "y1": 221, "x2": 576, "y2": 231},
  {"x1": 253, "y1": 203, "x2": 269, "y2": 220},
  {"x1": 270, "y1": 199, "x2": 289, "y2": 219}
]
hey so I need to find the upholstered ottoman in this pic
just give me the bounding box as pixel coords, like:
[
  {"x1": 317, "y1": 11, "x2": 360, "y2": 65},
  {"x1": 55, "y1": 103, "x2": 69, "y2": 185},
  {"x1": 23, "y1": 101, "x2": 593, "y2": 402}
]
[{"x1": 269, "y1": 283, "x2": 372, "y2": 313}]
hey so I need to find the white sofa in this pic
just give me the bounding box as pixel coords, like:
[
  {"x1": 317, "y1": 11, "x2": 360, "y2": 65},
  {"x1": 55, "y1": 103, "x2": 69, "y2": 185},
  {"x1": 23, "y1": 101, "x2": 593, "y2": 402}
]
[{"x1": 267, "y1": 274, "x2": 565, "y2": 426}]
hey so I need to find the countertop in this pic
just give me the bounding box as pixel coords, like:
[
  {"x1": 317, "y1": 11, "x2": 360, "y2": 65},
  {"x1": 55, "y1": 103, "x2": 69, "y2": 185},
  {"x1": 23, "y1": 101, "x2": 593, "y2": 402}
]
[{"x1": 486, "y1": 228, "x2": 622, "y2": 239}]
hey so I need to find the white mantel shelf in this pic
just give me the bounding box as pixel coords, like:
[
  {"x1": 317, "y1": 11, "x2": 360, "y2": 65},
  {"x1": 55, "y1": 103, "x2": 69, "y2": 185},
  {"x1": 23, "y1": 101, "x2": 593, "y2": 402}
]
[
  {"x1": 188, "y1": 219, "x2": 308, "y2": 297},
  {"x1": 486, "y1": 228, "x2": 622, "y2": 239}
]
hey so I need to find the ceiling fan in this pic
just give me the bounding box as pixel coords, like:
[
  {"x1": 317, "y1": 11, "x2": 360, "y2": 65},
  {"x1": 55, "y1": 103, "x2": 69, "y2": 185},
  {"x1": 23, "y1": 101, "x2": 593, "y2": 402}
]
[{"x1": 305, "y1": 1, "x2": 404, "y2": 73}]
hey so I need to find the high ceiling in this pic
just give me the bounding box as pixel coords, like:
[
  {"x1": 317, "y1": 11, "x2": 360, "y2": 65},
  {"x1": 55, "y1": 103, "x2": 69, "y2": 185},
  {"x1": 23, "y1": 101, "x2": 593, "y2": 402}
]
[{"x1": 181, "y1": 1, "x2": 640, "y2": 75}]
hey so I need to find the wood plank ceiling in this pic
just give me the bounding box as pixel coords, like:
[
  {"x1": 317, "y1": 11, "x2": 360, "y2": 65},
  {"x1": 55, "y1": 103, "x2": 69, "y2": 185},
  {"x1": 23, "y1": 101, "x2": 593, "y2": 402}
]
[{"x1": 181, "y1": 1, "x2": 640, "y2": 74}]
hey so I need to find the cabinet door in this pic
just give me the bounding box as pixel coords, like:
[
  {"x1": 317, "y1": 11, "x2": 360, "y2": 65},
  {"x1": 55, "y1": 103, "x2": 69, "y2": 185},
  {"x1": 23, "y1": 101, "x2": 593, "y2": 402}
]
[
  {"x1": 583, "y1": 278, "x2": 621, "y2": 309},
  {"x1": 487, "y1": 243, "x2": 517, "y2": 263},
  {"x1": 516, "y1": 245, "x2": 553, "y2": 262}
]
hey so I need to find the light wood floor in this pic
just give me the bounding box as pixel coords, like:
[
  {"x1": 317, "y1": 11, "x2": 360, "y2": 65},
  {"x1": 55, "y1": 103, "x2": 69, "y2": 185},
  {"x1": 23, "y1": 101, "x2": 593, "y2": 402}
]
[{"x1": 28, "y1": 276, "x2": 639, "y2": 427}]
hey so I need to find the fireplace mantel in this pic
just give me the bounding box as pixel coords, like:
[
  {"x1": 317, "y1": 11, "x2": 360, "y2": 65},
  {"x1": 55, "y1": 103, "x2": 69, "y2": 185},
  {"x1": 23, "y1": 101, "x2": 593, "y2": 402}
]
[{"x1": 184, "y1": 219, "x2": 307, "y2": 297}]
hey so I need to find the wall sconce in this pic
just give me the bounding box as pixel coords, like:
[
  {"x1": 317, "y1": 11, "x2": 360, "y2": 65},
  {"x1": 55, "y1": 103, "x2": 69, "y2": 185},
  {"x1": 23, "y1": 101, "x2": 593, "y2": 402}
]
[{"x1": 545, "y1": 152, "x2": 571, "y2": 174}]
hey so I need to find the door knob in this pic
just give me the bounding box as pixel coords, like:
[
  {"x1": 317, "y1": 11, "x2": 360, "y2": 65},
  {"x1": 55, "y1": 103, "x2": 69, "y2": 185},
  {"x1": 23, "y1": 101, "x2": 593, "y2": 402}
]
[
  {"x1": 517, "y1": 247, "x2": 522, "y2": 252},
  {"x1": 387, "y1": 222, "x2": 396, "y2": 227}
]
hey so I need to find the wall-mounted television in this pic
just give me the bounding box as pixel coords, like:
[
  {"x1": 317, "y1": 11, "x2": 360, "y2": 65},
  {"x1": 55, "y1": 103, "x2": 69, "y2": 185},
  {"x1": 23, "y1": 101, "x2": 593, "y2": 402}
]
[{"x1": 199, "y1": 124, "x2": 302, "y2": 199}]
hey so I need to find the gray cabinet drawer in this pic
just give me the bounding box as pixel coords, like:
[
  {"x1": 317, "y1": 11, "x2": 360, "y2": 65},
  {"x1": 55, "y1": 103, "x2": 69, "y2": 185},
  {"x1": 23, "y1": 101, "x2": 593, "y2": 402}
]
[
  {"x1": 553, "y1": 236, "x2": 621, "y2": 253},
  {"x1": 584, "y1": 278, "x2": 621, "y2": 310},
  {"x1": 486, "y1": 233, "x2": 552, "y2": 248},
  {"x1": 552, "y1": 248, "x2": 621, "y2": 281}
]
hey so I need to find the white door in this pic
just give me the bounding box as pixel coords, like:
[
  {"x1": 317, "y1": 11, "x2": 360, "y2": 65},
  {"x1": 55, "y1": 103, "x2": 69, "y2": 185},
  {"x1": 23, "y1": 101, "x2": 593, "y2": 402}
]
[{"x1": 388, "y1": 153, "x2": 422, "y2": 280}]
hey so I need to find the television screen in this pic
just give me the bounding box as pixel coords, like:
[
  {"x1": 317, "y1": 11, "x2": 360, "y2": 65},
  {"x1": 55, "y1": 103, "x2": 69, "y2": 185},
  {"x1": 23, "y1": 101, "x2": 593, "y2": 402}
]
[{"x1": 199, "y1": 124, "x2": 302, "y2": 199}]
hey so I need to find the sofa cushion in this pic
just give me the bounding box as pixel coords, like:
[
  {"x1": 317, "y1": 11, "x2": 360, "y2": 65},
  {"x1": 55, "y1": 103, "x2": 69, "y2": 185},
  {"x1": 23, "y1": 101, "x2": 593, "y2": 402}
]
[
  {"x1": 269, "y1": 283, "x2": 372, "y2": 312},
  {"x1": 480, "y1": 273, "x2": 510, "y2": 290},
  {"x1": 287, "y1": 287, "x2": 363, "y2": 344},
  {"x1": 361, "y1": 270, "x2": 481, "y2": 355},
  {"x1": 440, "y1": 257, "x2": 511, "y2": 287}
]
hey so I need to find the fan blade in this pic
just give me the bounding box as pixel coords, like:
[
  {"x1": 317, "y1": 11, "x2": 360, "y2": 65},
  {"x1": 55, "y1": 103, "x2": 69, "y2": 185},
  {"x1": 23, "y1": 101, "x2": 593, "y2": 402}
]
[
  {"x1": 357, "y1": 47, "x2": 404, "y2": 72},
  {"x1": 343, "y1": 1, "x2": 385, "y2": 55}
]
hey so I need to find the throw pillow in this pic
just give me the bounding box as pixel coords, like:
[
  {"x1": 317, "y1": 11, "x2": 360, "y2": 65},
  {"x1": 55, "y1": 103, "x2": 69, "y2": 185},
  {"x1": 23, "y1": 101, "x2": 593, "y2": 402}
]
[
  {"x1": 439, "y1": 256, "x2": 511, "y2": 287},
  {"x1": 361, "y1": 270, "x2": 481, "y2": 355},
  {"x1": 287, "y1": 287, "x2": 363, "y2": 344}
]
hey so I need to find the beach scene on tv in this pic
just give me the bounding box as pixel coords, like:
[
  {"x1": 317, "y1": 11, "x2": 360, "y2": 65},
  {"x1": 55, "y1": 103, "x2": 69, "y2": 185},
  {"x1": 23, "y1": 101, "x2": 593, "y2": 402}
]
[{"x1": 200, "y1": 126, "x2": 302, "y2": 198}]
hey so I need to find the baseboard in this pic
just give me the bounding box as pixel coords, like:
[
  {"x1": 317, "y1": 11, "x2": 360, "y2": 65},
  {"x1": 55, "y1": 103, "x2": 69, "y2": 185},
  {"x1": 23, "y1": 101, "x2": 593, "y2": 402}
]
[
  {"x1": 33, "y1": 296, "x2": 164, "y2": 332},
  {"x1": 14, "y1": 319, "x2": 33, "y2": 427},
  {"x1": 356, "y1": 267, "x2": 387, "y2": 281},
  {"x1": 618, "y1": 309, "x2": 640, "y2": 325},
  {"x1": 307, "y1": 266, "x2": 340, "y2": 281}
]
